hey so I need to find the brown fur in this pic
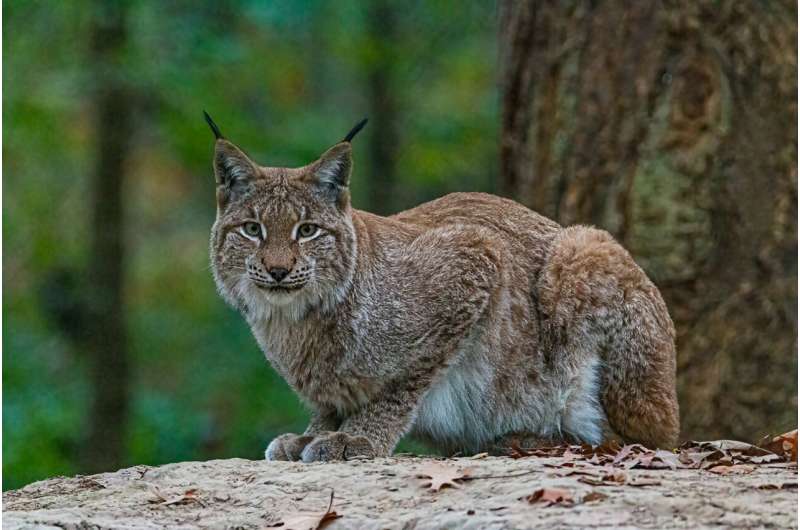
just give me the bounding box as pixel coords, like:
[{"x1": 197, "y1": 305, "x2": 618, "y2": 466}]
[{"x1": 208, "y1": 132, "x2": 679, "y2": 462}]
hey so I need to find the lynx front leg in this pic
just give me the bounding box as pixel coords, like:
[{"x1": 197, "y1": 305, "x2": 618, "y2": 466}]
[
  {"x1": 300, "y1": 226, "x2": 504, "y2": 462},
  {"x1": 300, "y1": 385, "x2": 424, "y2": 462},
  {"x1": 265, "y1": 408, "x2": 340, "y2": 461}
]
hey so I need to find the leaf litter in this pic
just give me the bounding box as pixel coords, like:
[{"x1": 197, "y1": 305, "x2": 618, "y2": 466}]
[
  {"x1": 269, "y1": 490, "x2": 341, "y2": 530},
  {"x1": 522, "y1": 488, "x2": 574, "y2": 507},
  {"x1": 407, "y1": 430, "x2": 797, "y2": 513},
  {"x1": 508, "y1": 429, "x2": 798, "y2": 473},
  {"x1": 416, "y1": 462, "x2": 474, "y2": 491}
]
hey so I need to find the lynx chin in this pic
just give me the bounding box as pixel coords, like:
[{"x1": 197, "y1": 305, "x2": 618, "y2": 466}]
[{"x1": 206, "y1": 114, "x2": 679, "y2": 462}]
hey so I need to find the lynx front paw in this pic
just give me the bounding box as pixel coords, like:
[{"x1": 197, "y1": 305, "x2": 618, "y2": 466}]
[
  {"x1": 300, "y1": 431, "x2": 376, "y2": 462},
  {"x1": 265, "y1": 433, "x2": 315, "y2": 461}
]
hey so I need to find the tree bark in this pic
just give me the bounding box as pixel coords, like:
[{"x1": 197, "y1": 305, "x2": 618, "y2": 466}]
[
  {"x1": 83, "y1": 1, "x2": 133, "y2": 473},
  {"x1": 499, "y1": 0, "x2": 797, "y2": 441}
]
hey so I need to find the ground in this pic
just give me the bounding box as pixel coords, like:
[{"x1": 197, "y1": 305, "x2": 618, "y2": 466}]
[{"x1": 3, "y1": 452, "x2": 797, "y2": 529}]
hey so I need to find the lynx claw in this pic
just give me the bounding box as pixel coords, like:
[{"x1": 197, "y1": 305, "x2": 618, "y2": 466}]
[
  {"x1": 300, "y1": 431, "x2": 376, "y2": 462},
  {"x1": 265, "y1": 433, "x2": 315, "y2": 461}
]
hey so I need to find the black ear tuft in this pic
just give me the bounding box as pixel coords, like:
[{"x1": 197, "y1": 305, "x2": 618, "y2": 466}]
[
  {"x1": 203, "y1": 110, "x2": 224, "y2": 140},
  {"x1": 342, "y1": 118, "x2": 368, "y2": 143}
]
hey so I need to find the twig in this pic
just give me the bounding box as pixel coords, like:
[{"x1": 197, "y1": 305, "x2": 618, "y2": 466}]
[{"x1": 461, "y1": 469, "x2": 540, "y2": 481}]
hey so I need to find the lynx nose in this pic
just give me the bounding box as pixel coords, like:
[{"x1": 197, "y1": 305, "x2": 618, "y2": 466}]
[{"x1": 268, "y1": 267, "x2": 290, "y2": 282}]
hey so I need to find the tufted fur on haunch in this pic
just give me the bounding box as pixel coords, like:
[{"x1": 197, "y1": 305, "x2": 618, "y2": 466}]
[{"x1": 207, "y1": 115, "x2": 679, "y2": 462}]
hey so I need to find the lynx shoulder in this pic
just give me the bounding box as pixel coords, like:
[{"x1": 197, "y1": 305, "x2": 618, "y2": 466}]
[{"x1": 207, "y1": 116, "x2": 679, "y2": 462}]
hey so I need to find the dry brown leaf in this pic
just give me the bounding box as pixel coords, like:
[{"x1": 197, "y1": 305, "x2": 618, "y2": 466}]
[
  {"x1": 270, "y1": 491, "x2": 341, "y2": 530},
  {"x1": 416, "y1": 462, "x2": 473, "y2": 492},
  {"x1": 577, "y1": 470, "x2": 627, "y2": 486},
  {"x1": 577, "y1": 477, "x2": 613, "y2": 486},
  {"x1": 747, "y1": 453, "x2": 783, "y2": 464},
  {"x1": 522, "y1": 487, "x2": 574, "y2": 507},
  {"x1": 678, "y1": 449, "x2": 723, "y2": 468},
  {"x1": 578, "y1": 471, "x2": 628, "y2": 486},
  {"x1": 684, "y1": 440, "x2": 772, "y2": 458},
  {"x1": 759, "y1": 430, "x2": 798, "y2": 462},
  {"x1": 630, "y1": 450, "x2": 681, "y2": 470},
  {"x1": 757, "y1": 482, "x2": 798, "y2": 490},
  {"x1": 574, "y1": 470, "x2": 661, "y2": 487},
  {"x1": 582, "y1": 491, "x2": 608, "y2": 503},
  {"x1": 707, "y1": 464, "x2": 756, "y2": 475},
  {"x1": 148, "y1": 487, "x2": 206, "y2": 507},
  {"x1": 558, "y1": 468, "x2": 604, "y2": 478},
  {"x1": 508, "y1": 442, "x2": 569, "y2": 458}
]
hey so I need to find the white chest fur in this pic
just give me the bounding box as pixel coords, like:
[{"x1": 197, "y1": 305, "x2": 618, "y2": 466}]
[
  {"x1": 412, "y1": 340, "x2": 606, "y2": 452},
  {"x1": 413, "y1": 351, "x2": 494, "y2": 452}
]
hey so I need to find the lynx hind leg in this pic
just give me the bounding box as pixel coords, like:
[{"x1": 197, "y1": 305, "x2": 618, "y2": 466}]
[{"x1": 539, "y1": 226, "x2": 680, "y2": 449}]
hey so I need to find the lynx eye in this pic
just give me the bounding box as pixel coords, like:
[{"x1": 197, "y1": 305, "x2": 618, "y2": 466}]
[
  {"x1": 242, "y1": 222, "x2": 262, "y2": 238},
  {"x1": 297, "y1": 223, "x2": 319, "y2": 239}
]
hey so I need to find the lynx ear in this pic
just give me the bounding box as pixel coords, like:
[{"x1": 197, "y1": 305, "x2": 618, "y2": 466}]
[
  {"x1": 213, "y1": 140, "x2": 258, "y2": 195},
  {"x1": 308, "y1": 118, "x2": 367, "y2": 193},
  {"x1": 204, "y1": 111, "x2": 258, "y2": 198},
  {"x1": 313, "y1": 142, "x2": 353, "y2": 190}
]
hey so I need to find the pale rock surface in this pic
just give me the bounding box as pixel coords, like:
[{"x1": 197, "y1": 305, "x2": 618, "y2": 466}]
[{"x1": 4, "y1": 455, "x2": 797, "y2": 529}]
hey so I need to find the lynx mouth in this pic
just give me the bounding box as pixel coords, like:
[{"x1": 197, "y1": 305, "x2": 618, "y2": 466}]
[{"x1": 254, "y1": 283, "x2": 303, "y2": 293}]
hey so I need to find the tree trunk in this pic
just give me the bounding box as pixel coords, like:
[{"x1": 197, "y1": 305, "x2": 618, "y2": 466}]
[
  {"x1": 83, "y1": 1, "x2": 133, "y2": 473},
  {"x1": 499, "y1": 0, "x2": 797, "y2": 441},
  {"x1": 364, "y1": 0, "x2": 400, "y2": 215}
]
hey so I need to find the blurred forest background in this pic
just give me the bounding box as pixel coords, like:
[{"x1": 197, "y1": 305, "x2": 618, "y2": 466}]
[{"x1": 3, "y1": 0, "x2": 796, "y2": 490}]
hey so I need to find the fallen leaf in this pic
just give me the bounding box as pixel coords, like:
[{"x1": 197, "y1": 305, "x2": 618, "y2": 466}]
[
  {"x1": 76, "y1": 477, "x2": 107, "y2": 490},
  {"x1": 470, "y1": 452, "x2": 489, "y2": 460},
  {"x1": 558, "y1": 468, "x2": 604, "y2": 478},
  {"x1": 759, "y1": 430, "x2": 798, "y2": 462},
  {"x1": 148, "y1": 487, "x2": 206, "y2": 507},
  {"x1": 707, "y1": 464, "x2": 756, "y2": 475},
  {"x1": 746, "y1": 453, "x2": 783, "y2": 464},
  {"x1": 678, "y1": 449, "x2": 724, "y2": 468},
  {"x1": 270, "y1": 491, "x2": 341, "y2": 530},
  {"x1": 630, "y1": 450, "x2": 681, "y2": 470},
  {"x1": 683, "y1": 440, "x2": 772, "y2": 458},
  {"x1": 508, "y1": 441, "x2": 568, "y2": 458},
  {"x1": 416, "y1": 462, "x2": 473, "y2": 491},
  {"x1": 757, "y1": 482, "x2": 798, "y2": 490},
  {"x1": 577, "y1": 470, "x2": 627, "y2": 486},
  {"x1": 577, "y1": 477, "x2": 612, "y2": 486},
  {"x1": 582, "y1": 491, "x2": 608, "y2": 503},
  {"x1": 522, "y1": 488, "x2": 574, "y2": 507},
  {"x1": 574, "y1": 470, "x2": 661, "y2": 487}
]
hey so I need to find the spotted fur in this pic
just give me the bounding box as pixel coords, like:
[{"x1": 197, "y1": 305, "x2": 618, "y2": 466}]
[{"x1": 209, "y1": 133, "x2": 679, "y2": 462}]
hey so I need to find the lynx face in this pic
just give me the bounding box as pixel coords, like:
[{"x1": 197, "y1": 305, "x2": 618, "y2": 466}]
[{"x1": 210, "y1": 138, "x2": 357, "y2": 322}]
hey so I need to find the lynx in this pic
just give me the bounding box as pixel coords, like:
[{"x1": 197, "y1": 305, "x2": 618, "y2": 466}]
[{"x1": 207, "y1": 113, "x2": 679, "y2": 462}]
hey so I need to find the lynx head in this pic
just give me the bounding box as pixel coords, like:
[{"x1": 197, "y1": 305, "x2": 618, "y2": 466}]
[{"x1": 207, "y1": 113, "x2": 367, "y2": 322}]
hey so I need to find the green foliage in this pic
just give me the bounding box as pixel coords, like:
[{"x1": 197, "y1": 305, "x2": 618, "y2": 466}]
[{"x1": 3, "y1": 0, "x2": 497, "y2": 489}]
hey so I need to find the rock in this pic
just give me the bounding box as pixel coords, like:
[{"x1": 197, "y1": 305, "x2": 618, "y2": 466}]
[{"x1": 3, "y1": 456, "x2": 797, "y2": 529}]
